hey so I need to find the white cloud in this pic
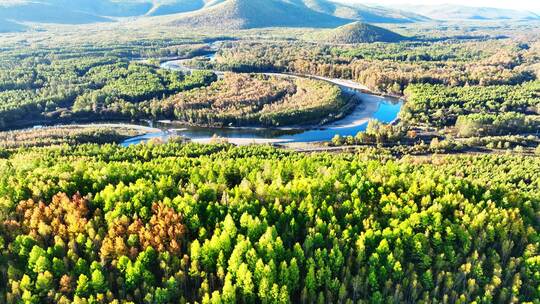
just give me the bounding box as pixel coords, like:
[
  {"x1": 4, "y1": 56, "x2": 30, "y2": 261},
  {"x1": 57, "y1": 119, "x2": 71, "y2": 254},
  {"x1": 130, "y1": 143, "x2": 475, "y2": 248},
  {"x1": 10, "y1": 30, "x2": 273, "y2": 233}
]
[{"x1": 334, "y1": 0, "x2": 540, "y2": 12}]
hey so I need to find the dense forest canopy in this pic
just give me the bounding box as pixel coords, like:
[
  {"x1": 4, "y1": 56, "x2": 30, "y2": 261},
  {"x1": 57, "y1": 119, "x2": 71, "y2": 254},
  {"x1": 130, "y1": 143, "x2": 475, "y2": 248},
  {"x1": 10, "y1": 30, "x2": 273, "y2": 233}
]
[
  {"x1": 205, "y1": 39, "x2": 536, "y2": 94},
  {"x1": 0, "y1": 143, "x2": 539, "y2": 303},
  {"x1": 401, "y1": 81, "x2": 540, "y2": 134}
]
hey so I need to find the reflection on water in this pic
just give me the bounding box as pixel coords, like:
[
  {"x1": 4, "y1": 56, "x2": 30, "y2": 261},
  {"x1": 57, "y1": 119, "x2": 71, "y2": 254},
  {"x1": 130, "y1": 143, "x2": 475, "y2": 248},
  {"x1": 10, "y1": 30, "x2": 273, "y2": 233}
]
[
  {"x1": 282, "y1": 100, "x2": 401, "y2": 142},
  {"x1": 121, "y1": 99, "x2": 402, "y2": 146}
]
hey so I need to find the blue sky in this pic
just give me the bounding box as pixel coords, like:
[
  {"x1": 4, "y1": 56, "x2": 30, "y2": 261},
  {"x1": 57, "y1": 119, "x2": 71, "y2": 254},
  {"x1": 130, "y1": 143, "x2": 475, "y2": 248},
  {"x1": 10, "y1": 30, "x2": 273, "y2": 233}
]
[{"x1": 335, "y1": 0, "x2": 540, "y2": 12}]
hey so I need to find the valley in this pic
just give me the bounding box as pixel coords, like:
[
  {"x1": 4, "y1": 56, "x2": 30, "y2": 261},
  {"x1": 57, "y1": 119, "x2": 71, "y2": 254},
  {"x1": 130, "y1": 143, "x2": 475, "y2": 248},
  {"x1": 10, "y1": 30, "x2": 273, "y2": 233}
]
[
  {"x1": 1, "y1": 1, "x2": 540, "y2": 304},
  {"x1": 0, "y1": 39, "x2": 403, "y2": 145}
]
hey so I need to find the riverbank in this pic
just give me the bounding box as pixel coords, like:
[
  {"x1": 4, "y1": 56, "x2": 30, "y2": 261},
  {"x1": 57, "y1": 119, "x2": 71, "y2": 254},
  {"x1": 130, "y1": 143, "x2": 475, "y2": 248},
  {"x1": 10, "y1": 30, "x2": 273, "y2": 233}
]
[
  {"x1": 192, "y1": 137, "x2": 290, "y2": 145},
  {"x1": 59, "y1": 123, "x2": 161, "y2": 133},
  {"x1": 0, "y1": 124, "x2": 151, "y2": 149},
  {"x1": 323, "y1": 93, "x2": 380, "y2": 129}
]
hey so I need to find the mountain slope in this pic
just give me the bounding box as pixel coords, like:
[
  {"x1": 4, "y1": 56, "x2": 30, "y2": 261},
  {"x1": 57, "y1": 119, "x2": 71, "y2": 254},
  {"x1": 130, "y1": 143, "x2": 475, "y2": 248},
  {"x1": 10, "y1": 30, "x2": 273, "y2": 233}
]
[
  {"x1": 301, "y1": 0, "x2": 429, "y2": 23},
  {"x1": 0, "y1": 0, "x2": 429, "y2": 32},
  {"x1": 320, "y1": 21, "x2": 406, "y2": 44},
  {"x1": 0, "y1": 0, "x2": 229, "y2": 26},
  {"x1": 0, "y1": 0, "x2": 158, "y2": 25},
  {"x1": 0, "y1": 0, "x2": 210, "y2": 23},
  {"x1": 167, "y1": 0, "x2": 350, "y2": 29},
  {"x1": 0, "y1": 1, "x2": 113, "y2": 24},
  {"x1": 145, "y1": 0, "x2": 224, "y2": 16},
  {"x1": 0, "y1": 19, "x2": 26, "y2": 33},
  {"x1": 48, "y1": 0, "x2": 152, "y2": 17},
  {"x1": 146, "y1": 0, "x2": 206, "y2": 16},
  {"x1": 397, "y1": 4, "x2": 540, "y2": 21}
]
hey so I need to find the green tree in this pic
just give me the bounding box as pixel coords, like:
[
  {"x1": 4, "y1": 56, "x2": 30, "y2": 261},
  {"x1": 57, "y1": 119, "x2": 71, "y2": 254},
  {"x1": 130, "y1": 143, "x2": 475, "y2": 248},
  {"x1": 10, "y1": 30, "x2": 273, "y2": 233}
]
[
  {"x1": 28, "y1": 246, "x2": 49, "y2": 274},
  {"x1": 222, "y1": 274, "x2": 236, "y2": 304},
  {"x1": 75, "y1": 274, "x2": 90, "y2": 297},
  {"x1": 35, "y1": 271, "x2": 54, "y2": 293},
  {"x1": 237, "y1": 263, "x2": 255, "y2": 301},
  {"x1": 91, "y1": 269, "x2": 107, "y2": 294}
]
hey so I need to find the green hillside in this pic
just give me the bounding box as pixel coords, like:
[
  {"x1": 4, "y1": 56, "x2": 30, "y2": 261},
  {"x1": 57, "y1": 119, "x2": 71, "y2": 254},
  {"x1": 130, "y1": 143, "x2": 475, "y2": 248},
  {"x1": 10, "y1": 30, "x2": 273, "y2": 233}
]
[
  {"x1": 167, "y1": 0, "x2": 349, "y2": 29},
  {"x1": 321, "y1": 21, "x2": 406, "y2": 44}
]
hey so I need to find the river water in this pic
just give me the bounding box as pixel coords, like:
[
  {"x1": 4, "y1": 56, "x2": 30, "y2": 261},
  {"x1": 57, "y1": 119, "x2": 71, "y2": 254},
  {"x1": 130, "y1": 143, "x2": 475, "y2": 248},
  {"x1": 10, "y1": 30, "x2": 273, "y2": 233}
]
[{"x1": 121, "y1": 54, "x2": 403, "y2": 146}]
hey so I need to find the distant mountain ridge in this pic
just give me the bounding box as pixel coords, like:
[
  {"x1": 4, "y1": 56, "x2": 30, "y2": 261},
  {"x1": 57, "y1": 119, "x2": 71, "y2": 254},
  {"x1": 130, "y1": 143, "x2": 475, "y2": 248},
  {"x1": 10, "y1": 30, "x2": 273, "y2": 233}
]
[
  {"x1": 162, "y1": 0, "x2": 430, "y2": 30},
  {"x1": 0, "y1": 18, "x2": 26, "y2": 33},
  {"x1": 0, "y1": 0, "x2": 150, "y2": 31},
  {"x1": 0, "y1": 0, "x2": 428, "y2": 32},
  {"x1": 145, "y1": 0, "x2": 226, "y2": 16},
  {"x1": 395, "y1": 4, "x2": 540, "y2": 21},
  {"x1": 301, "y1": 0, "x2": 429, "y2": 23},
  {"x1": 1, "y1": 0, "x2": 538, "y2": 33}
]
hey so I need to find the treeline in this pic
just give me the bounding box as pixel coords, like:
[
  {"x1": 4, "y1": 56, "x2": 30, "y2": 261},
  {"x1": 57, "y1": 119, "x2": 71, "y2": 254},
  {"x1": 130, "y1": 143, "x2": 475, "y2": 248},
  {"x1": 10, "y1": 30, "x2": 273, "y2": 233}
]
[
  {"x1": 208, "y1": 40, "x2": 535, "y2": 94},
  {"x1": 0, "y1": 126, "x2": 143, "y2": 149},
  {"x1": 330, "y1": 121, "x2": 540, "y2": 156},
  {"x1": 331, "y1": 120, "x2": 408, "y2": 146},
  {"x1": 330, "y1": 40, "x2": 517, "y2": 62},
  {"x1": 0, "y1": 143, "x2": 538, "y2": 303},
  {"x1": 455, "y1": 113, "x2": 540, "y2": 137},
  {"x1": 258, "y1": 78, "x2": 352, "y2": 126}
]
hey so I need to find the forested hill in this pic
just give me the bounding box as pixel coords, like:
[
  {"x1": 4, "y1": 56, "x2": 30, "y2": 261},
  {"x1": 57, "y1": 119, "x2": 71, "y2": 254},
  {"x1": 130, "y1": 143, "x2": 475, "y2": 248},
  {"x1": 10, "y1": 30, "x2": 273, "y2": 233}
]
[
  {"x1": 320, "y1": 22, "x2": 406, "y2": 44},
  {"x1": 0, "y1": 143, "x2": 539, "y2": 303}
]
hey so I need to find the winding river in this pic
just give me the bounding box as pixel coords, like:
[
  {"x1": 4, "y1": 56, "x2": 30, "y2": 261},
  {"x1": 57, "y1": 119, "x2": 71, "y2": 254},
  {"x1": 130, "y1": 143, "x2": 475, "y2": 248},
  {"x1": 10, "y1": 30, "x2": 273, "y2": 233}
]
[{"x1": 122, "y1": 53, "x2": 403, "y2": 146}]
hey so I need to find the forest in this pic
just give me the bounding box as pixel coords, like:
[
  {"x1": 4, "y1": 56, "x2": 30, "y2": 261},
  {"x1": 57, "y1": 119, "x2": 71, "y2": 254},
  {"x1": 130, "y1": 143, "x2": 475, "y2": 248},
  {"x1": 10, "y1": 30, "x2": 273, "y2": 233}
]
[
  {"x1": 0, "y1": 41, "x2": 217, "y2": 129},
  {"x1": 202, "y1": 39, "x2": 537, "y2": 94},
  {"x1": 0, "y1": 143, "x2": 538, "y2": 303},
  {"x1": 401, "y1": 81, "x2": 540, "y2": 135}
]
